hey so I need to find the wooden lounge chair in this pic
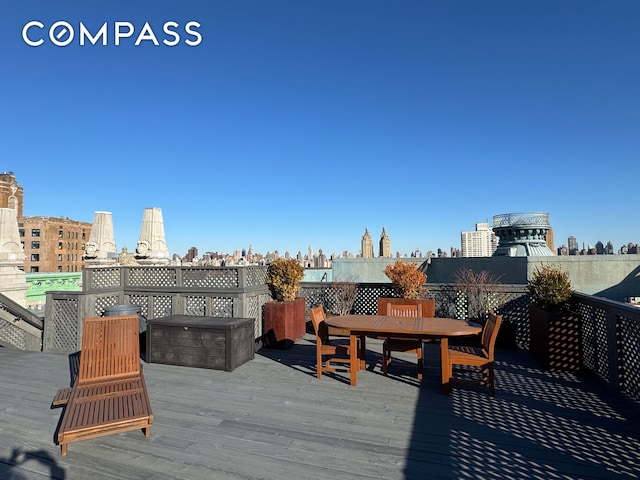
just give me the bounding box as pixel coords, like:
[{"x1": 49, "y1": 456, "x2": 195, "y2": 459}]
[
  {"x1": 309, "y1": 306, "x2": 353, "y2": 379},
  {"x1": 53, "y1": 314, "x2": 153, "y2": 456},
  {"x1": 382, "y1": 303, "x2": 424, "y2": 379},
  {"x1": 447, "y1": 312, "x2": 502, "y2": 396}
]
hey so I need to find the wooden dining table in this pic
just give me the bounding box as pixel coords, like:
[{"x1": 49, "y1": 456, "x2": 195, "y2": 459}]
[{"x1": 324, "y1": 315, "x2": 482, "y2": 392}]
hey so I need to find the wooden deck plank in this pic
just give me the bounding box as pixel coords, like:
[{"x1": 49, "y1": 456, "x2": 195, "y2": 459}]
[{"x1": 0, "y1": 334, "x2": 639, "y2": 479}]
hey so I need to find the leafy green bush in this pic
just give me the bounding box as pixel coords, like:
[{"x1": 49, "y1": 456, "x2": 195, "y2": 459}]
[
  {"x1": 527, "y1": 264, "x2": 573, "y2": 311},
  {"x1": 266, "y1": 258, "x2": 305, "y2": 302}
]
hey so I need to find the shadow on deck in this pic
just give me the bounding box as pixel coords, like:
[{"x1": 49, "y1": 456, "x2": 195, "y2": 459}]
[{"x1": 0, "y1": 335, "x2": 639, "y2": 479}]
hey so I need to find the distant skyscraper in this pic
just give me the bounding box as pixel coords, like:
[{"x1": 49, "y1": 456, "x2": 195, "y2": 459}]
[
  {"x1": 186, "y1": 247, "x2": 198, "y2": 262},
  {"x1": 461, "y1": 222, "x2": 496, "y2": 257},
  {"x1": 568, "y1": 236, "x2": 578, "y2": 255},
  {"x1": 606, "y1": 241, "x2": 614, "y2": 254},
  {"x1": 379, "y1": 227, "x2": 391, "y2": 258},
  {"x1": 361, "y1": 228, "x2": 374, "y2": 258}
]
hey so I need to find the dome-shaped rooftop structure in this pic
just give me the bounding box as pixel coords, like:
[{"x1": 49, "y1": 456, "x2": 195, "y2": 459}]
[{"x1": 492, "y1": 212, "x2": 554, "y2": 257}]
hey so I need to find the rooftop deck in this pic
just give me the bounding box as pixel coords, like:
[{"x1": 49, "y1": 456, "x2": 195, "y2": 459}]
[{"x1": 1, "y1": 334, "x2": 639, "y2": 480}]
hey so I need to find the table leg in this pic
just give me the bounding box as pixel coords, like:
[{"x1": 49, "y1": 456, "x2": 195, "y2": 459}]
[
  {"x1": 349, "y1": 334, "x2": 358, "y2": 386},
  {"x1": 359, "y1": 335, "x2": 366, "y2": 370},
  {"x1": 440, "y1": 337, "x2": 452, "y2": 395}
]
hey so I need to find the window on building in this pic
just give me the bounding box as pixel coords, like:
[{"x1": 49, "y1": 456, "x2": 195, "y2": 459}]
[
  {"x1": 31, "y1": 253, "x2": 39, "y2": 261},
  {"x1": 30, "y1": 266, "x2": 39, "y2": 272},
  {"x1": 58, "y1": 254, "x2": 62, "y2": 261},
  {"x1": 19, "y1": 229, "x2": 25, "y2": 237},
  {"x1": 57, "y1": 266, "x2": 62, "y2": 272},
  {"x1": 82, "y1": 231, "x2": 86, "y2": 240},
  {"x1": 32, "y1": 229, "x2": 40, "y2": 237},
  {"x1": 31, "y1": 241, "x2": 40, "y2": 249},
  {"x1": 58, "y1": 242, "x2": 63, "y2": 250}
]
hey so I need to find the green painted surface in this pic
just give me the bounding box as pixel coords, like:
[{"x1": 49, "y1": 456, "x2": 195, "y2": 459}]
[{"x1": 25, "y1": 272, "x2": 82, "y2": 302}]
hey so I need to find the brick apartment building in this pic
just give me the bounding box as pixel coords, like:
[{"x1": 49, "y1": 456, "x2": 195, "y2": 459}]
[{"x1": 1, "y1": 172, "x2": 91, "y2": 272}]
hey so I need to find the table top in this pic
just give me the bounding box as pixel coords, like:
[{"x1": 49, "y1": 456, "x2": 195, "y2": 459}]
[{"x1": 324, "y1": 315, "x2": 482, "y2": 337}]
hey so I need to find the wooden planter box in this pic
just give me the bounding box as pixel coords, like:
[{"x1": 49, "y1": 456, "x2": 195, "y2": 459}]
[
  {"x1": 146, "y1": 315, "x2": 254, "y2": 371},
  {"x1": 376, "y1": 297, "x2": 435, "y2": 316},
  {"x1": 263, "y1": 297, "x2": 306, "y2": 349},
  {"x1": 529, "y1": 303, "x2": 581, "y2": 372}
]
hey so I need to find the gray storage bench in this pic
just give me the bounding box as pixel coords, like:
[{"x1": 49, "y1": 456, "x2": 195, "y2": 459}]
[{"x1": 146, "y1": 315, "x2": 254, "y2": 371}]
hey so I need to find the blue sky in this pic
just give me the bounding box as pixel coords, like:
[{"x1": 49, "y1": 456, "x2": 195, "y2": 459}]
[{"x1": 1, "y1": 1, "x2": 638, "y2": 258}]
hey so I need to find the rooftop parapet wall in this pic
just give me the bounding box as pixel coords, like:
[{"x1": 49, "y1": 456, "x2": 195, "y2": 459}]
[
  {"x1": 332, "y1": 257, "x2": 427, "y2": 283},
  {"x1": 428, "y1": 255, "x2": 640, "y2": 302}
]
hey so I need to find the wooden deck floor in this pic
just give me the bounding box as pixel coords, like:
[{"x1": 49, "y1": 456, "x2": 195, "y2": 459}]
[{"x1": 0, "y1": 334, "x2": 639, "y2": 480}]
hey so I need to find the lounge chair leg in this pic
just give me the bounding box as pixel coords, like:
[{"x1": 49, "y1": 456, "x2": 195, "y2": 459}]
[{"x1": 61, "y1": 444, "x2": 67, "y2": 456}]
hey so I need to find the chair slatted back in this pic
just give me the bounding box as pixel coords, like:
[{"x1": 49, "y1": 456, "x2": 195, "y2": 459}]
[
  {"x1": 481, "y1": 313, "x2": 502, "y2": 360},
  {"x1": 386, "y1": 303, "x2": 422, "y2": 317},
  {"x1": 309, "y1": 305, "x2": 329, "y2": 342},
  {"x1": 78, "y1": 315, "x2": 141, "y2": 383}
]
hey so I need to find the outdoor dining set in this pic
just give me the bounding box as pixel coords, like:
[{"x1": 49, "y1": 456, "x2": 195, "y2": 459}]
[{"x1": 310, "y1": 300, "x2": 502, "y2": 395}]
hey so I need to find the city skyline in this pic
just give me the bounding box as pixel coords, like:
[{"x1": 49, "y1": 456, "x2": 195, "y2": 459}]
[{"x1": 2, "y1": 2, "x2": 638, "y2": 257}]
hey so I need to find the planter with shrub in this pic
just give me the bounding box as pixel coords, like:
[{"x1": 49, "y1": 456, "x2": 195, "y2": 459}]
[{"x1": 528, "y1": 264, "x2": 580, "y2": 372}]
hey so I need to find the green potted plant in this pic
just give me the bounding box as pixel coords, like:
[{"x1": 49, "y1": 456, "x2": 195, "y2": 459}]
[
  {"x1": 527, "y1": 264, "x2": 580, "y2": 371},
  {"x1": 263, "y1": 258, "x2": 306, "y2": 348},
  {"x1": 377, "y1": 260, "x2": 434, "y2": 315}
]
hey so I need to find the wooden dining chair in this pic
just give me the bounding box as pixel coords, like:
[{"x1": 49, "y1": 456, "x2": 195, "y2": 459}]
[
  {"x1": 447, "y1": 311, "x2": 502, "y2": 396},
  {"x1": 382, "y1": 303, "x2": 424, "y2": 379},
  {"x1": 309, "y1": 305, "x2": 352, "y2": 379}
]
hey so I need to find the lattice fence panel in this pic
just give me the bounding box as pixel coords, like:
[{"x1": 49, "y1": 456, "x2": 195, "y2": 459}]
[
  {"x1": 497, "y1": 293, "x2": 531, "y2": 348},
  {"x1": 578, "y1": 302, "x2": 597, "y2": 370},
  {"x1": 431, "y1": 286, "x2": 465, "y2": 319},
  {"x1": 186, "y1": 296, "x2": 206, "y2": 316},
  {"x1": 620, "y1": 316, "x2": 640, "y2": 401},
  {"x1": 128, "y1": 268, "x2": 177, "y2": 288},
  {"x1": 182, "y1": 268, "x2": 239, "y2": 289},
  {"x1": 300, "y1": 286, "x2": 330, "y2": 313},
  {"x1": 247, "y1": 266, "x2": 269, "y2": 287},
  {"x1": 89, "y1": 267, "x2": 122, "y2": 289},
  {"x1": 50, "y1": 297, "x2": 80, "y2": 351},
  {"x1": 248, "y1": 293, "x2": 271, "y2": 340},
  {"x1": 208, "y1": 297, "x2": 234, "y2": 317},
  {"x1": 353, "y1": 286, "x2": 393, "y2": 314},
  {"x1": 95, "y1": 296, "x2": 121, "y2": 316},
  {"x1": 0, "y1": 318, "x2": 26, "y2": 349},
  {"x1": 127, "y1": 295, "x2": 150, "y2": 319},
  {"x1": 152, "y1": 296, "x2": 173, "y2": 318},
  {"x1": 577, "y1": 302, "x2": 610, "y2": 380}
]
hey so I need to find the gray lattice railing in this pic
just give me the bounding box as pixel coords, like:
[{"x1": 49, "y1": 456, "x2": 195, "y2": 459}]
[
  {"x1": 0, "y1": 292, "x2": 43, "y2": 351},
  {"x1": 40, "y1": 266, "x2": 640, "y2": 407},
  {"x1": 45, "y1": 266, "x2": 273, "y2": 353},
  {"x1": 572, "y1": 292, "x2": 640, "y2": 405}
]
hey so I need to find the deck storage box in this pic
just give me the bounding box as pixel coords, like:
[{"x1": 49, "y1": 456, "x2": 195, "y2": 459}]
[{"x1": 146, "y1": 315, "x2": 254, "y2": 371}]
